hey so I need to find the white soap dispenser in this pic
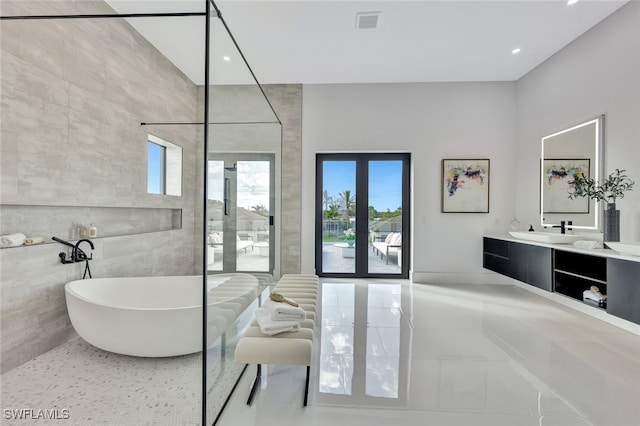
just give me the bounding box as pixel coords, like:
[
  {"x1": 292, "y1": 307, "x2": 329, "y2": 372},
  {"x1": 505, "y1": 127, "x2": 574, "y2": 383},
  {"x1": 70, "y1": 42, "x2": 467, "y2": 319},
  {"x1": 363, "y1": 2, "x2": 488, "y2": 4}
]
[{"x1": 89, "y1": 223, "x2": 97, "y2": 238}]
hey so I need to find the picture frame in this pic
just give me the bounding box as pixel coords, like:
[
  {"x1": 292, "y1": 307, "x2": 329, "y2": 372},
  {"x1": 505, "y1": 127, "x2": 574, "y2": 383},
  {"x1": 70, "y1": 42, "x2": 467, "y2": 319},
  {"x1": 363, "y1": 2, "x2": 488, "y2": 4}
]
[
  {"x1": 542, "y1": 158, "x2": 590, "y2": 213},
  {"x1": 441, "y1": 159, "x2": 490, "y2": 213}
]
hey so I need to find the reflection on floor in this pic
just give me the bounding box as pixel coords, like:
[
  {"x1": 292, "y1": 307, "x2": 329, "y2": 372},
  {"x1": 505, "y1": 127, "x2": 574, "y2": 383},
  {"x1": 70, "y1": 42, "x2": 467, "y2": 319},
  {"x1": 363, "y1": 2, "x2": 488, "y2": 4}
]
[{"x1": 218, "y1": 279, "x2": 640, "y2": 426}]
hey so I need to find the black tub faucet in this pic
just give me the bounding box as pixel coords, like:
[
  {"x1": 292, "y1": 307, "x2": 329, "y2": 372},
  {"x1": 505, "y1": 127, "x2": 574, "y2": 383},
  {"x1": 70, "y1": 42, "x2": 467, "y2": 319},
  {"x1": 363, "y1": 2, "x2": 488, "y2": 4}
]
[
  {"x1": 73, "y1": 239, "x2": 94, "y2": 262},
  {"x1": 52, "y1": 237, "x2": 94, "y2": 264}
]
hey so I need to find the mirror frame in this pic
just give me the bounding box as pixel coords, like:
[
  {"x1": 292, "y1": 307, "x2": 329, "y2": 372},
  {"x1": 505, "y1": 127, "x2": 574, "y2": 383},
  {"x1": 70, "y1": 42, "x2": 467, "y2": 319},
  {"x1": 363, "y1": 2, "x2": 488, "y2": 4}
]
[{"x1": 540, "y1": 115, "x2": 604, "y2": 230}]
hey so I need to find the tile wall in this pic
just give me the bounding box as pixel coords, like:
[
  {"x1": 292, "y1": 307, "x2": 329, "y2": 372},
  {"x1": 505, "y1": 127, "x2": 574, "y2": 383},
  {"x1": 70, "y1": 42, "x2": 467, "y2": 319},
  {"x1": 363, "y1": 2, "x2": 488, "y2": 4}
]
[{"x1": 0, "y1": 0, "x2": 199, "y2": 372}]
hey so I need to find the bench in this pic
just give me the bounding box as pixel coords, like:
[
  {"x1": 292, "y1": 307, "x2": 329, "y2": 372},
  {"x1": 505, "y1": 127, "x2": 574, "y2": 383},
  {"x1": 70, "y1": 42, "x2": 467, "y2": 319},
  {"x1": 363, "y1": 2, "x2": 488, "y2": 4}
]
[
  {"x1": 234, "y1": 274, "x2": 319, "y2": 406},
  {"x1": 207, "y1": 274, "x2": 260, "y2": 351},
  {"x1": 372, "y1": 232, "x2": 402, "y2": 264}
]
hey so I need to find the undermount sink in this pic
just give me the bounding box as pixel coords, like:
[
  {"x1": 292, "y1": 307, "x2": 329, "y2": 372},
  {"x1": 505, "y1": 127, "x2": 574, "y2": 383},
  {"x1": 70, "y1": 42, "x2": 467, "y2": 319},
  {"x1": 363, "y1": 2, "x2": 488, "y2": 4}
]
[
  {"x1": 508, "y1": 231, "x2": 585, "y2": 244},
  {"x1": 605, "y1": 242, "x2": 640, "y2": 257}
]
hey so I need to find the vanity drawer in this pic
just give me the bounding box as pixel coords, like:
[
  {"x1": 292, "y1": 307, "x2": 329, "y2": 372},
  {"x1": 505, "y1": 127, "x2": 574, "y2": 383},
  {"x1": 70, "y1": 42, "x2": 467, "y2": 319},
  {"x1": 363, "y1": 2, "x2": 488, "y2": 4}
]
[{"x1": 483, "y1": 237, "x2": 509, "y2": 258}]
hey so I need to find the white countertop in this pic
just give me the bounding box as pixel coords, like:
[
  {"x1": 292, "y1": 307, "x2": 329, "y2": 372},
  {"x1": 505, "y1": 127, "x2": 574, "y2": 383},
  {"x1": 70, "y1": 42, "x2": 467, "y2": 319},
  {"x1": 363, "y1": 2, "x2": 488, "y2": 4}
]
[{"x1": 484, "y1": 232, "x2": 640, "y2": 263}]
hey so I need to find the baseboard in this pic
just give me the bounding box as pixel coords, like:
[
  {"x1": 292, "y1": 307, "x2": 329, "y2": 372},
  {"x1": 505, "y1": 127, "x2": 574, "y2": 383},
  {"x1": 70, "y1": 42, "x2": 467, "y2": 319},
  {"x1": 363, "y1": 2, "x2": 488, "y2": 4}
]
[
  {"x1": 512, "y1": 281, "x2": 640, "y2": 335},
  {"x1": 410, "y1": 271, "x2": 514, "y2": 285}
]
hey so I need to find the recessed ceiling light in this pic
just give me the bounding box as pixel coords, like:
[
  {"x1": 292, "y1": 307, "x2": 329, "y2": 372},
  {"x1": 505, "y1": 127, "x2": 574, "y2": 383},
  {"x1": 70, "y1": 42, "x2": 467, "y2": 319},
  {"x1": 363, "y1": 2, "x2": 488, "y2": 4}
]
[
  {"x1": 512, "y1": 48, "x2": 521, "y2": 54},
  {"x1": 567, "y1": 0, "x2": 579, "y2": 5},
  {"x1": 222, "y1": 56, "x2": 231, "y2": 62}
]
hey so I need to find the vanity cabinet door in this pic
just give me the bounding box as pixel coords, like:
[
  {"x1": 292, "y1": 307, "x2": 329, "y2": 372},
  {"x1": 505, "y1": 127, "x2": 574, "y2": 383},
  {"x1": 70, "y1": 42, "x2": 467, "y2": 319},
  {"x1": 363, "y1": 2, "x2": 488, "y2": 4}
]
[
  {"x1": 483, "y1": 238, "x2": 552, "y2": 290},
  {"x1": 509, "y1": 242, "x2": 528, "y2": 282},
  {"x1": 607, "y1": 258, "x2": 640, "y2": 325},
  {"x1": 527, "y1": 245, "x2": 553, "y2": 291}
]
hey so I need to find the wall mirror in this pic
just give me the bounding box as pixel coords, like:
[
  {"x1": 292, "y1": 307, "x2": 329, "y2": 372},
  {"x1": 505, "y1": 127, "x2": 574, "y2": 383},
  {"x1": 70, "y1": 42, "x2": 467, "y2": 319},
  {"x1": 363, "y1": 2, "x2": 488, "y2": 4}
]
[{"x1": 540, "y1": 115, "x2": 604, "y2": 230}]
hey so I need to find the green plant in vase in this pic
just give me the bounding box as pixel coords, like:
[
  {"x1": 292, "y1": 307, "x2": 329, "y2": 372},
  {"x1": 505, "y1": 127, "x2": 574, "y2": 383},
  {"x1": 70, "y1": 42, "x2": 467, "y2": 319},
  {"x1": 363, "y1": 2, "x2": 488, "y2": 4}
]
[
  {"x1": 343, "y1": 228, "x2": 355, "y2": 246},
  {"x1": 569, "y1": 168, "x2": 635, "y2": 243}
]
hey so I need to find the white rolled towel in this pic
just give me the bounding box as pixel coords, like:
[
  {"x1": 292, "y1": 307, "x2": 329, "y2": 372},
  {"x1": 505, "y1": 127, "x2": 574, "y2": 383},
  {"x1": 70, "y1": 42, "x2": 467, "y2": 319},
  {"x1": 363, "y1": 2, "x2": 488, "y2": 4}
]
[
  {"x1": 24, "y1": 236, "x2": 44, "y2": 245},
  {"x1": 0, "y1": 233, "x2": 26, "y2": 248},
  {"x1": 583, "y1": 290, "x2": 606, "y2": 302},
  {"x1": 263, "y1": 299, "x2": 306, "y2": 321},
  {"x1": 255, "y1": 308, "x2": 300, "y2": 335}
]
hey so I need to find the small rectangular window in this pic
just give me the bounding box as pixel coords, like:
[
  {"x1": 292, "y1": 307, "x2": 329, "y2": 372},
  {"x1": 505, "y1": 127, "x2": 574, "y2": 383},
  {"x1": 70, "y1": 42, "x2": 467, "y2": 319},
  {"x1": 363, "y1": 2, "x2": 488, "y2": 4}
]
[
  {"x1": 147, "y1": 134, "x2": 182, "y2": 196},
  {"x1": 147, "y1": 141, "x2": 166, "y2": 194}
]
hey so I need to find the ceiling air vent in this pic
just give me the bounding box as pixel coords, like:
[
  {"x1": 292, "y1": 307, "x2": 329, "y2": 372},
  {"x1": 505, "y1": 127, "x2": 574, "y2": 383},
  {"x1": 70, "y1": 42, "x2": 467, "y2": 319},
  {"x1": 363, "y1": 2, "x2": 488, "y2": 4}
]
[{"x1": 356, "y1": 11, "x2": 381, "y2": 30}]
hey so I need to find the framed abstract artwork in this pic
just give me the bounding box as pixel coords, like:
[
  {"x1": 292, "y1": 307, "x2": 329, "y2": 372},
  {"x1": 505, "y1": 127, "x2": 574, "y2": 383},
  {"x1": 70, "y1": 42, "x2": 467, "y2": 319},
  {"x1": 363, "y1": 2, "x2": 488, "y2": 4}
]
[
  {"x1": 441, "y1": 159, "x2": 490, "y2": 213},
  {"x1": 542, "y1": 158, "x2": 590, "y2": 213}
]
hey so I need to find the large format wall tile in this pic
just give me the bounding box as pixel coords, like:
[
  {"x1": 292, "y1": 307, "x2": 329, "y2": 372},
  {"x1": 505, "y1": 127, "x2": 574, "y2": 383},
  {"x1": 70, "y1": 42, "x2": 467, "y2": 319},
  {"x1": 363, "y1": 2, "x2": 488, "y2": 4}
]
[{"x1": 0, "y1": 0, "x2": 199, "y2": 372}]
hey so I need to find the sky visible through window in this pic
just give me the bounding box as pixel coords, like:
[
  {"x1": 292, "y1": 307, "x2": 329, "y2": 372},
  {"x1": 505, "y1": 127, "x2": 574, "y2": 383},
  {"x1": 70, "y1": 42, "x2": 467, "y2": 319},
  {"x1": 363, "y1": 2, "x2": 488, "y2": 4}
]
[
  {"x1": 208, "y1": 160, "x2": 270, "y2": 210},
  {"x1": 323, "y1": 161, "x2": 402, "y2": 212},
  {"x1": 147, "y1": 142, "x2": 164, "y2": 194}
]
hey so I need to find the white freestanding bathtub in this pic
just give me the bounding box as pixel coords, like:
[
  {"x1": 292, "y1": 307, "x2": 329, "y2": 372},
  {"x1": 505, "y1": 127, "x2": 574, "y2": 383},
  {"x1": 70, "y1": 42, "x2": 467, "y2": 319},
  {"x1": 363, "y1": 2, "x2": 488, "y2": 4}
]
[{"x1": 64, "y1": 274, "x2": 259, "y2": 357}]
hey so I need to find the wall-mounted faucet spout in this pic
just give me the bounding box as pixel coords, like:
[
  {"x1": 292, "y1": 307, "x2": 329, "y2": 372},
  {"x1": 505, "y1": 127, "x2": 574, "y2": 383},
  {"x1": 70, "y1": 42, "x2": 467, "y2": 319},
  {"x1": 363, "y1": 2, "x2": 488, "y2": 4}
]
[
  {"x1": 52, "y1": 236, "x2": 75, "y2": 248},
  {"x1": 52, "y1": 237, "x2": 94, "y2": 265}
]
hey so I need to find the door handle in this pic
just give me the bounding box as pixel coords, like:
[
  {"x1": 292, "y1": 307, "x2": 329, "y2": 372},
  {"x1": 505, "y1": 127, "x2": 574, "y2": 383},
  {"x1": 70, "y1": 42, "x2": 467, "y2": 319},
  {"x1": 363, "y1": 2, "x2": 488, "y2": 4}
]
[{"x1": 224, "y1": 177, "x2": 230, "y2": 216}]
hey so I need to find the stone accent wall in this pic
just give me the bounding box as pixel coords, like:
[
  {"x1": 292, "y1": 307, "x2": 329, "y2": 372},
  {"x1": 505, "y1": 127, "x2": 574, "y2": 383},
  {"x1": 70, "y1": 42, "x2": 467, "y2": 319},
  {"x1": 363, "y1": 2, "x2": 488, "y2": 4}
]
[
  {"x1": 263, "y1": 85, "x2": 302, "y2": 275},
  {"x1": 0, "y1": 1, "x2": 199, "y2": 372},
  {"x1": 194, "y1": 84, "x2": 303, "y2": 276}
]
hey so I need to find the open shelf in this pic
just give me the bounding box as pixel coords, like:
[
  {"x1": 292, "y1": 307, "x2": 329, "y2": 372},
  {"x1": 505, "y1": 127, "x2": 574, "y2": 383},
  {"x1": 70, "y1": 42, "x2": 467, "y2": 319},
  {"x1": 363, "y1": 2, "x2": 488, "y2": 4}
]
[
  {"x1": 554, "y1": 250, "x2": 607, "y2": 308},
  {"x1": 0, "y1": 204, "x2": 182, "y2": 248}
]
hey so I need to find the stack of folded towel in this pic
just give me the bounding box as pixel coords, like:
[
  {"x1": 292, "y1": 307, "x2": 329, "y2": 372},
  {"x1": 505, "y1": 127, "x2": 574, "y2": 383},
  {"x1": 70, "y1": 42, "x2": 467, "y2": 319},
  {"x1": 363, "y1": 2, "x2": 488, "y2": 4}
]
[
  {"x1": 255, "y1": 296, "x2": 307, "y2": 336},
  {"x1": 583, "y1": 285, "x2": 607, "y2": 303},
  {"x1": 0, "y1": 233, "x2": 26, "y2": 248},
  {"x1": 263, "y1": 299, "x2": 306, "y2": 321}
]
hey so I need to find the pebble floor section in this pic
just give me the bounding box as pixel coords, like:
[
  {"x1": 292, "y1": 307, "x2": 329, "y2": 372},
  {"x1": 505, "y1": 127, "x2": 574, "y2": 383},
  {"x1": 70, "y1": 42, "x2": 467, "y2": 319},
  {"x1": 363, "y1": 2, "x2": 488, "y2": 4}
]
[{"x1": 1, "y1": 336, "x2": 244, "y2": 425}]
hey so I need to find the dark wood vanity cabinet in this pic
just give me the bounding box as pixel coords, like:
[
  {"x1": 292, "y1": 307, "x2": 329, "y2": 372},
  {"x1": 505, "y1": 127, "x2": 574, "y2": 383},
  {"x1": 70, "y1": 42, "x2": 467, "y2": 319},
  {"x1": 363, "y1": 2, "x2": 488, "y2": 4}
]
[
  {"x1": 607, "y1": 258, "x2": 640, "y2": 324},
  {"x1": 483, "y1": 238, "x2": 552, "y2": 291},
  {"x1": 484, "y1": 236, "x2": 640, "y2": 326}
]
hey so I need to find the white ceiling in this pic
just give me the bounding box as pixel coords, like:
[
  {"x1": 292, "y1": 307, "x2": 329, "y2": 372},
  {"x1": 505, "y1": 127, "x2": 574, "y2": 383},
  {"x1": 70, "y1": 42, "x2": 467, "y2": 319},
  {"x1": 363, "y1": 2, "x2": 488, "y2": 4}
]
[{"x1": 106, "y1": 0, "x2": 628, "y2": 85}]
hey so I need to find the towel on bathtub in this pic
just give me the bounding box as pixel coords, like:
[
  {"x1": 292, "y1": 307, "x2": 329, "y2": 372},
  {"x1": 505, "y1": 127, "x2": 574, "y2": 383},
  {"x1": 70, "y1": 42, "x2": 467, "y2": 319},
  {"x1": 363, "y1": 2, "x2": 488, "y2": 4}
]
[
  {"x1": 263, "y1": 299, "x2": 306, "y2": 321},
  {"x1": 0, "y1": 233, "x2": 26, "y2": 248},
  {"x1": 255, "y1": 307, "x2": 300, "y2": 335}
]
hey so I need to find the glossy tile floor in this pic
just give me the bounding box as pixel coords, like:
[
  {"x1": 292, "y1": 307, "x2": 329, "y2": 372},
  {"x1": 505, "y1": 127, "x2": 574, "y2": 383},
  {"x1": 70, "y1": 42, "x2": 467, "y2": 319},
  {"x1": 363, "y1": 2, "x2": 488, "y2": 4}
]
[{"x1": 218, "y1": 280, "x2": 640, "y2": 426}]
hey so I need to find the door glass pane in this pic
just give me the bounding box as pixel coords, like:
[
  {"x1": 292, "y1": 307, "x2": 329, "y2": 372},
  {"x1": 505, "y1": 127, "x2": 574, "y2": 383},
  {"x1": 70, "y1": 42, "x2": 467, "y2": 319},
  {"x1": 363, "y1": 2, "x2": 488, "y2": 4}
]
[
  {"x1": 207, "y1": 160, "x2": 224, "y2": 271},
  {"x1": 236, "y1": 160, "x2": 270, "y2": 272},
  {"x1": 368, "y1": 161, "x2": 403, "y2": 274},
  {"x1": 322, "y1": 161, "x2": 356, "y2": 273}
]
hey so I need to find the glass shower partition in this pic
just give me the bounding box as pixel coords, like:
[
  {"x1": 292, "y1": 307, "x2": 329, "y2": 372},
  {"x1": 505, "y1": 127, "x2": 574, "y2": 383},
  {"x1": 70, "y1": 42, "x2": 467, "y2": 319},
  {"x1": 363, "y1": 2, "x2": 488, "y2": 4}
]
[
  {"x1": 205, "y1": 3, "x2": 282, "y2": 425},
  {"x1": 0, "y1": 1, "x2": 280, "y2": 425}
]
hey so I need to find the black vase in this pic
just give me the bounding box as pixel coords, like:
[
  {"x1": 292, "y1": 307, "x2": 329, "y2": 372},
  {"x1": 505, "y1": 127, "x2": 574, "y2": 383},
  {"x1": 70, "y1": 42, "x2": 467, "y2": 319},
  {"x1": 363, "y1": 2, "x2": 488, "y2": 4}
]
[{"x1": 603, "y1": 203, "x2": 620, "y2": 245}]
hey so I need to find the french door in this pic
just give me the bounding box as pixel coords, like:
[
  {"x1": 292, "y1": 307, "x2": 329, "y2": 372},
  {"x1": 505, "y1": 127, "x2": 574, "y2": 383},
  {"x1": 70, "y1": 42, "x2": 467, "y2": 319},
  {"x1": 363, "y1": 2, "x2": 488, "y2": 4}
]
[
  {"x1": 207, "y1": 154, "x2": 275, "y2": 274},
  {"x1": 315, "y1": 153, "x2": 410, "y2": 278}
]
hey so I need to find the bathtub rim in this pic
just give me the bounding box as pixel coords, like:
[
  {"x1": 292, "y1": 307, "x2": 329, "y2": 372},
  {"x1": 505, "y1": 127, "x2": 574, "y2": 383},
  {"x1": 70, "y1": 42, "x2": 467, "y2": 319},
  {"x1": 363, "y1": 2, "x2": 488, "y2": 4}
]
[{"x1": 64, "y1": 274, "x2": 258, "y2": 311}]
